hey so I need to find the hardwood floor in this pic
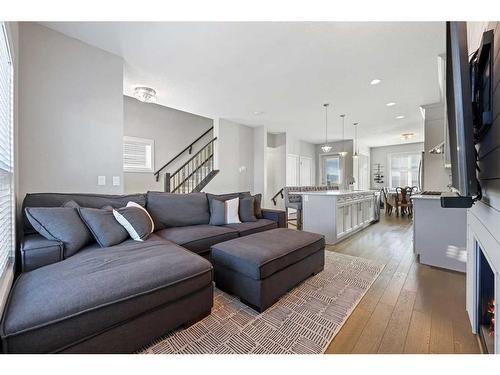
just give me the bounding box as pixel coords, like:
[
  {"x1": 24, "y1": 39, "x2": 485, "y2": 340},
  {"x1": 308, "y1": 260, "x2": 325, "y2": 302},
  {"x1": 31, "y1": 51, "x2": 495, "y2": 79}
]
[{"x1": 325, "y1": 212, "x2": 480, "y2": 354}]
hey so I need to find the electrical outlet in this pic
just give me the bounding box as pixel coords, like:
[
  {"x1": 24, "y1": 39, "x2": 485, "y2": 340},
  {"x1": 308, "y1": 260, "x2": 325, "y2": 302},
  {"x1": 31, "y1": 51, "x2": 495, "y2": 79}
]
[{"x1": 97, "y1": 176, "x2": 106, "y2": 186}]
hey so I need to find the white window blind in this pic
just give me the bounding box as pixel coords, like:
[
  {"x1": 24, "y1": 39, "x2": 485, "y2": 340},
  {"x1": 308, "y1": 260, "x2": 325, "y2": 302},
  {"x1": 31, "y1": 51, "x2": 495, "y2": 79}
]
[
  {"x1": 0, "y1": 23, "x2": 14, "y2": 277},
  {"x1": 123, "y1": 136, "x2": 154, "y2": 173},
  {"x1": 389, "y1": 152, "x2": 421, "y2": 188}
]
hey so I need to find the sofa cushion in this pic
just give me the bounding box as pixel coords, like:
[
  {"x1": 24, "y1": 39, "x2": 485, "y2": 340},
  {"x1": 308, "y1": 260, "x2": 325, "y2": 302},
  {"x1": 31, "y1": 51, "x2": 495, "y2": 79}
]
[
  {"x1": 207, "y1": 192, "x2": 253, "y2": 222},
  {"x1": 224, "y1": 219, "x2": 277, "y2": 237},
  {"x1": 113, "y1": 202, "x2": 154, "y2": 241},
  {"x1": 146, "y1": 192, "x2": 210, "y2": 229},
  {"x1": 239, "y1": 196, "x2": 257, "y2": 222},
  {"x1": 253, "y1": 193, "x2": 263, "y2": 219},
  {"x1": 209, "y1": 197, "x2": 241, "y2": 225},
  {"x1": 22, "y1": 193, "x2": 147, "y2": 235},
  {"x1": 0, "y1": 239, "x2": 213, "y2": 353},
  {"x1": 78, "y1": 207, "x2": 129, "y2": 247},
  {"x1": 20, "y1": 234, "x2": 64, "y2": 272},
  {"x1": 155, "y1": 225, "x2": 238, "y2": 254},
  {"x1": 25, "y1": 207, "x2": 93, "y2": 258},
  {"x1": 211, "y1": 228, "x2": 325, "y2": 280}
]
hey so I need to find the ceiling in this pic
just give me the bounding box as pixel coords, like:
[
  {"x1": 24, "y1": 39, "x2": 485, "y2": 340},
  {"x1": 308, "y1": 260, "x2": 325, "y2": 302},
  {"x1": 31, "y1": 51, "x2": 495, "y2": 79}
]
[{"x1": 41, "y1": 22, "x2": 445, "y2": 147}]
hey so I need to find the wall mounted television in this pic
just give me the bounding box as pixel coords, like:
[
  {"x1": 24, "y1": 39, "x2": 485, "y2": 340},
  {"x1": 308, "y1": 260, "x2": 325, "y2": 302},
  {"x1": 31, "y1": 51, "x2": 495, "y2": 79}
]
[{"x1": 443, "y1": 21, "x2": 481, "y2": 208}]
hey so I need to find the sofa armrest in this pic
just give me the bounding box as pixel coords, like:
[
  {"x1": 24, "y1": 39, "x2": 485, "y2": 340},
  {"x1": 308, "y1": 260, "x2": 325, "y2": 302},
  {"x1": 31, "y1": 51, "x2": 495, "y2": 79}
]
[
  {"x1": 261, "y1": 209, "x2": 287, "y2": 228},
  {"x1": 21, "y1": 234, "x2": 64, "y2": 272}
]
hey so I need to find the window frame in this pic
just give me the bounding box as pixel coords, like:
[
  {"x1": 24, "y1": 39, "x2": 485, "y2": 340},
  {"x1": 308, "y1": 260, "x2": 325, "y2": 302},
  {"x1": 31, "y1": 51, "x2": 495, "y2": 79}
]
[
  {"x1": 387, "y1": 151, "x2": 421, "y2": 189},
  {"x1": 0, "y1": 21, "x2": 15, "y2": 314},
  {"x1": 123, "y1": 136, "x2": 155, "y2": 173},
  {"x1": 320, "y1": 153, "x2": 344, "y2": 186}
]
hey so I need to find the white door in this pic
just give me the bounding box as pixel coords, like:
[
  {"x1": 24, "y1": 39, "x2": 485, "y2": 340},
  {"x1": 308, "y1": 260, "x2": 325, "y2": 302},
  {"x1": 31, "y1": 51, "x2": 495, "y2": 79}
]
[
  {"x1": 287, "y1": 154, "x2": 300, "y2": 186},
  {"x1": 299, "y1": 156, "x2": 312, "y2": 186}
]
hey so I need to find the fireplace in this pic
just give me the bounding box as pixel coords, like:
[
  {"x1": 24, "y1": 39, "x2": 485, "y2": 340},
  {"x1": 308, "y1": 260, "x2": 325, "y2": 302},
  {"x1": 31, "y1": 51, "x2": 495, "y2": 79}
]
[
  {"x1": 477, "y1": 245, "x2": 495, "y2": 353},
  {"x1": 467, "y1": 204, "x2": 499, "y2": 354}
]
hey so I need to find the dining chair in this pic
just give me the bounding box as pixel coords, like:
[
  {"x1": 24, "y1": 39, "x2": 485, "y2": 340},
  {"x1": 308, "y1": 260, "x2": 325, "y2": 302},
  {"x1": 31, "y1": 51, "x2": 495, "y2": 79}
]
[
  {"x1": 382, "y1": 187, "x2": 393, "y2": 215},
  {"x1": 395, "y1": 187, "x2": 411, "y2": 216}
]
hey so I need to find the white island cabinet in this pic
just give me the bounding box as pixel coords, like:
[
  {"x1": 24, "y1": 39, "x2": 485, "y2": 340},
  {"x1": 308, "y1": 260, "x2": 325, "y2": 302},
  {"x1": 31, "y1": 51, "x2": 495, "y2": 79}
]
[{"x1": 297, "y1": 190, "x2": 378, "y2": 245}]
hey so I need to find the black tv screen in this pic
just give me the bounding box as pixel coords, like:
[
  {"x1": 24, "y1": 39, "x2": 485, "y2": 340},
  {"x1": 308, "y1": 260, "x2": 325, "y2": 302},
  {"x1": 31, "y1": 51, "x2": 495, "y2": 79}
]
[{"x1": 446, "y1": 22, "x2": 479, "y2": 197}]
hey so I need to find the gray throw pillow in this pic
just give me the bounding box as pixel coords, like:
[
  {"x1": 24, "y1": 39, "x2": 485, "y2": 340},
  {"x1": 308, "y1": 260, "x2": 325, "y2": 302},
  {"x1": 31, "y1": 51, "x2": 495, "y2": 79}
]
[
  {"x1": 78, "y1": 207, "x2": 129, "y2": 247},
  {"x1": 209, "y1": 199, "x2": 226, "y2": 225},
  {"x1": 25, "y1": 207, "x2": 93, "y2": 258},
  {"x1": 239, "y1": 196, "x2": 257, "y2": 222},
  {"x1": 113, "y1": 202, "x2": 154, "y2": 241},
  {"x1": 253, "y1": 193, "x2": 263, "y2": 219},
  {"x1": 207, "y1": 192, "x2": 255, "y2": 222}
]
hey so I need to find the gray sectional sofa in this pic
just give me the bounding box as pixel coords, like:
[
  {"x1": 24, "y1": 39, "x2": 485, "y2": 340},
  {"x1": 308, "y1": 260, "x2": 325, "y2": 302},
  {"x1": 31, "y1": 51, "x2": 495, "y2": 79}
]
[{"x1": 0, "y1": 191, "x2": 285, "y2": 353}]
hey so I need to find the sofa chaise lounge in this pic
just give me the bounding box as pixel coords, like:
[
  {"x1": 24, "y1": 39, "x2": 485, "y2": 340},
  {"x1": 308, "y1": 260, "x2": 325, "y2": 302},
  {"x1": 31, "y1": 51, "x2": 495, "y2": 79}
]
[{"x1": 0, "y1": 191, "x2": 286, "y2": 353}]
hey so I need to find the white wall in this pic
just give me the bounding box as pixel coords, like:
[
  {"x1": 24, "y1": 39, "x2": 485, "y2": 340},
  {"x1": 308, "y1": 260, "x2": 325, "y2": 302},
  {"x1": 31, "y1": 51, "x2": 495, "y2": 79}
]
[
  {"x1": 253, "y1": 126, "x2": 267, "y2": 202},
  {"x1": 205, "y1": 119, "x2": 255, "y2": 195},
  {"x1": 370, "y1": 142, "x2": 424, "y2": 189},
  {"x1": 123, "y1": 96, "x2": 213, "y2": 193},
  {"x1": 267, "y1": 133, "x2": 286, "y2": 210},
  {"x1": 18, "y1": 23, "x2": 124, "y2": 197},
  {"x1": 422, "y1": 102, "x2": 452, "y2": 191}
]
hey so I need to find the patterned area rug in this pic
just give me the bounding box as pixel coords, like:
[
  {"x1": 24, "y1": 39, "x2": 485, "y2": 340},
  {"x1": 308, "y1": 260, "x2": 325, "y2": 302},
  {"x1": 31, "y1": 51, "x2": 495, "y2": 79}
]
[{"x1": 141, "y1": 251, "x2": 384, "y2": 354}]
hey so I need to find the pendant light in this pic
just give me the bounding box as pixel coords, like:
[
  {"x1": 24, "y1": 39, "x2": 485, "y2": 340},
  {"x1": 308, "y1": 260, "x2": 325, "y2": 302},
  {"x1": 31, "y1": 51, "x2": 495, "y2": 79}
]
[
  {"x1": 339, "y1": 114, "x2": 348, "y2": 157},
  {"x1": 321, "y1": 103, "x2": 332, "y2": 153},
  {"x1": 353, "y1": 122, "x2": 359, "y2": 159}
]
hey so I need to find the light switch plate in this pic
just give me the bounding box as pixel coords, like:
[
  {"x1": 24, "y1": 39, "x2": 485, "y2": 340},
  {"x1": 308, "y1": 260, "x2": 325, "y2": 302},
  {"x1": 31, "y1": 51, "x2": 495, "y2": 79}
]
[
  {"x1": 97, "y1": 176, "x2": 106, "y2": 186},
  {"x1": 112, "y1": 176, "x2": 120, "y2": 186}
]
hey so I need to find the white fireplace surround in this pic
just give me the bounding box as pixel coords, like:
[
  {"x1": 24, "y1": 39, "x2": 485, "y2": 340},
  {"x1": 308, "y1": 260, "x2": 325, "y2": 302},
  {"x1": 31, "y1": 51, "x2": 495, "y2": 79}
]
[{"x1": 467, "y1": 202, "x2": 500, "y2": 353}]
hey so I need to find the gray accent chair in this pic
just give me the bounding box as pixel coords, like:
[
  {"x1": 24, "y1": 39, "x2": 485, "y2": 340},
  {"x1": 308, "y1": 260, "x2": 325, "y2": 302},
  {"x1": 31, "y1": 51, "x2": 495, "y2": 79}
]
[
  {"x1": 1, "y1": 191, "x2": 286, "y2": 353},
  {"x1": 283, "y1": 186, "x2": 339, "y2": 230}
]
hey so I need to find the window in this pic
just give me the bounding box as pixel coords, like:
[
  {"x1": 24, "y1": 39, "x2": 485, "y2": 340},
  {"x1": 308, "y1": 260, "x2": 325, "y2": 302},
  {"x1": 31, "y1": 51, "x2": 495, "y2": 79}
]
[
  {"x1": 0, "y1": 23, "x2": 14, "y2": 277},
  {"x1": 322, "y1": 155, "x2": 342, "y2": 186},
  {"x1": 123, "y1": 136, "x2": 155, "y2": 173},
  {"x1": 389, "y1": 152, "x2": 421, "y2": 188}
]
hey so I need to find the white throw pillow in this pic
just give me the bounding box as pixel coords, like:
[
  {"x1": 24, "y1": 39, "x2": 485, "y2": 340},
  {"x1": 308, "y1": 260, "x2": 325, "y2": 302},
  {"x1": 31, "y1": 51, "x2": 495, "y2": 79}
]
[
  {"x1": 225, "y1": 197, "x2": 241, "y2": 224},
  {"x1": 112, "y1": 201, "x2": 155, "y2": 241}
]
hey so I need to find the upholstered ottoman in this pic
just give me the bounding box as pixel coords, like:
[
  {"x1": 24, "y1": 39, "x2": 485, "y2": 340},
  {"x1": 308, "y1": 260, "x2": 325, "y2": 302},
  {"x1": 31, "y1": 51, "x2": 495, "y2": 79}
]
[{"x1": 211, "y1": 228, "x2": 325, "y2": 312}]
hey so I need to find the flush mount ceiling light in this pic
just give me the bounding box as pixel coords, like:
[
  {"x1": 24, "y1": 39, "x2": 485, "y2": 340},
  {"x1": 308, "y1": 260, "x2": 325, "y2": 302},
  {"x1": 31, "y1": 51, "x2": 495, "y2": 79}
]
[
  {"x1": 321, "y1": 104, "x2": 332, "y2": 153},
  {"x1": 134, "y1": 86, "x2": 157, "y2": 103},
  {"x1": 396, "y1": 115, "x2": 405, "y2": 119},
  {"x1": 400, "y1": 132, "x2": 415, "y2": 141},
  {"x1": 339, "y1": 114, "x2": 348, "y2": 157},
  {"x1": 386, "y1": 102, "x2": 396, "y2": 107},
  {"x1": 370, "y1": 79, "x2": 381, "y2": 85},
  {"x1": 352, "y1": 122, "x2": 359, "y2": 159}
]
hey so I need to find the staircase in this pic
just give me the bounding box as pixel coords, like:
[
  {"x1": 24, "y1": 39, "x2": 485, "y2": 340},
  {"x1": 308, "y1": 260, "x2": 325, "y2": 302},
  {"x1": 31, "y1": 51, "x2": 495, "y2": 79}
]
[{"x1": 154, "y1": 130, "x2": 219, "y2": 193}]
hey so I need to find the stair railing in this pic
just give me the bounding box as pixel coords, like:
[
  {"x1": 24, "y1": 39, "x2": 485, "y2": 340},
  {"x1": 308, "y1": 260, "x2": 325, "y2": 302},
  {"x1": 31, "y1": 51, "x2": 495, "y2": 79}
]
[
  {"x1": 165, "y1": 137, "x2": 218, "y2": 193},
  {"x1": 154, "y1": 126, "x2": 213, "y2": 182},
  {"x1": 271, "y1": 188, "x2": 284, "y2": 206}
]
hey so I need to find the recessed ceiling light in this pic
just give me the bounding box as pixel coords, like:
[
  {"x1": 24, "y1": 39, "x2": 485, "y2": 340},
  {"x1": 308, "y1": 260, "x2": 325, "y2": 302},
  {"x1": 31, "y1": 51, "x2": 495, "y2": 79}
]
[
  {"x1": 370, "y1": 79, "x2": 381, "y2": 85},
  {"x1": 253, "y1": 111, "x2": 264, "y2": 116},
  {"x1": 386, "y1": 102, "x2": 396, "y2": 107},
  {"x1": 396, "y1": 115, "x2": 405, "y2": 119}
]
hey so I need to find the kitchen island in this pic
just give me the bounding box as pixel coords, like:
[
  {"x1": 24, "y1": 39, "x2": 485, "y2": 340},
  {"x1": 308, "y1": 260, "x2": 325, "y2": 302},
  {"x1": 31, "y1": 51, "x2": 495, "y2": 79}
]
[{"x1": 297, "y1": 190, "x2": 379, "y2": 245}]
